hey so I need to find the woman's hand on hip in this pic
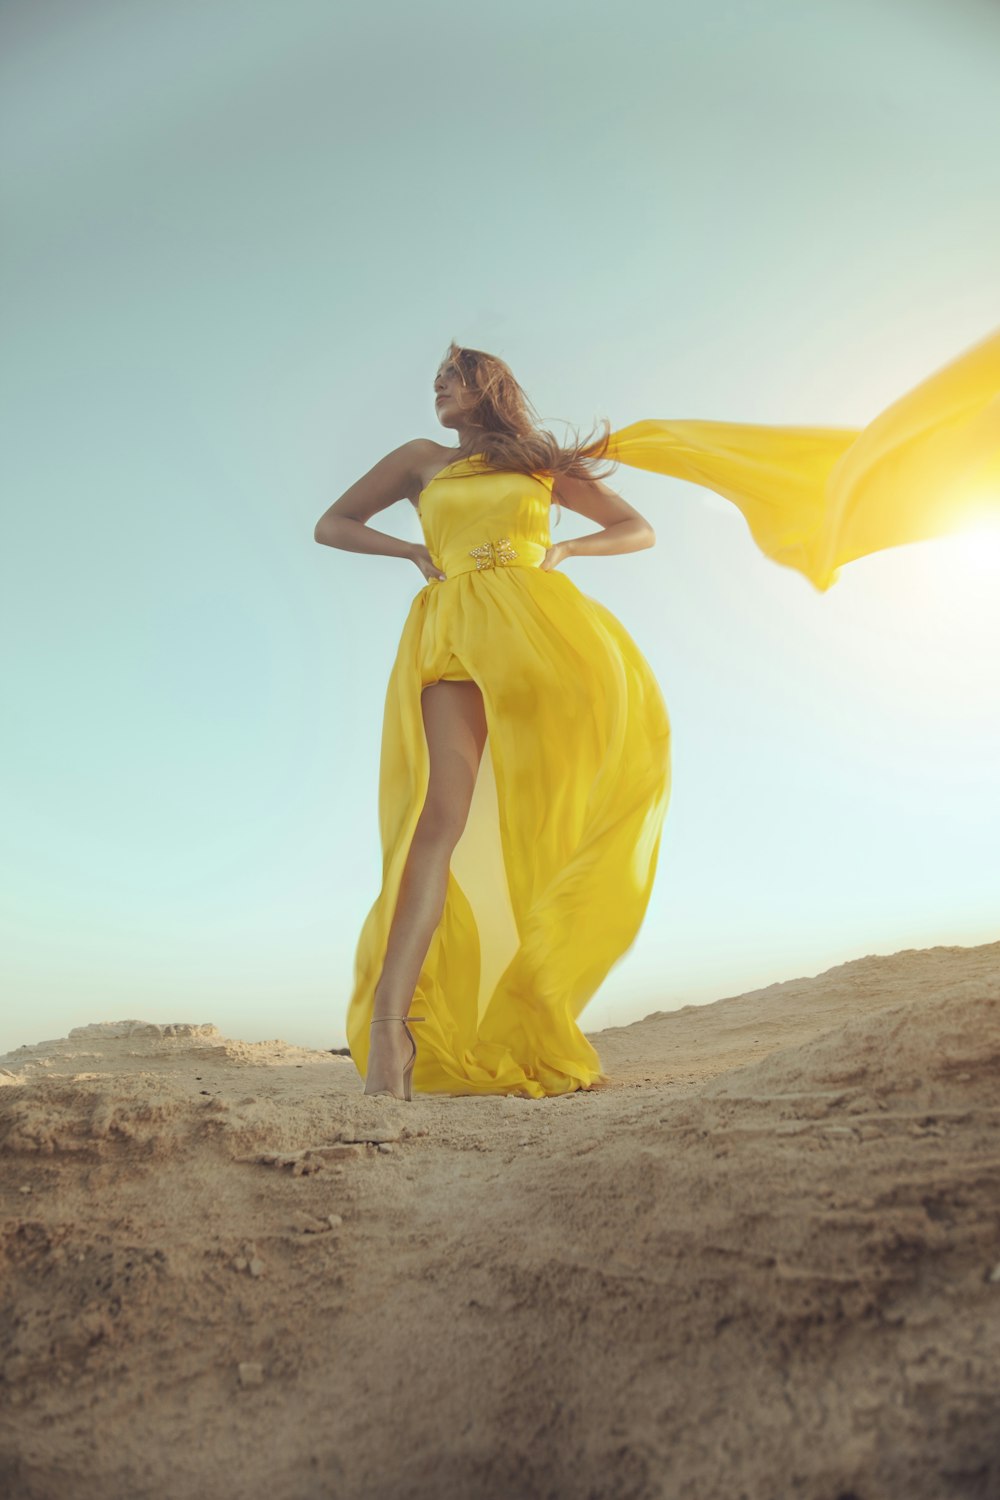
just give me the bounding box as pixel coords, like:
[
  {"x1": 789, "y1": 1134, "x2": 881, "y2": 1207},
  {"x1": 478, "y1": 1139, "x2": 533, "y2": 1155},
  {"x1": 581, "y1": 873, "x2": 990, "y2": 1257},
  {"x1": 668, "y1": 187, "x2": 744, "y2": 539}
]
[
  {"x1": 539, "y1": 541, "x2": 572, "y2": 573},
  {"x1": 411, "y1": 544, "x2": 447, "y2": 583}
]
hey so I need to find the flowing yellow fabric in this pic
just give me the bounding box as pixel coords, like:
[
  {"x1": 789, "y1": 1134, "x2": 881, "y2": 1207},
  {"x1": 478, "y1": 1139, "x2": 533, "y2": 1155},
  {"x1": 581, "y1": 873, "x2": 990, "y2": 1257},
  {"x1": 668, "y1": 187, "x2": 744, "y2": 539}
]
[
  {"x1": 593, "y1": 326, "x2": 1000, "y2": 591},
  {"x1": 345, "y1": 328, "x2": 999, "y2": 1097}
]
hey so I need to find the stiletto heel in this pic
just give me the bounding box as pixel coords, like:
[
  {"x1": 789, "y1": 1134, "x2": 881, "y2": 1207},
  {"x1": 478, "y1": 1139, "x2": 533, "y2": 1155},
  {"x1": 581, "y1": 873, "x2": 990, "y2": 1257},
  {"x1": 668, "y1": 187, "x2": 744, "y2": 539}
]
[{"x1": 367, "y1": 1014, "x2": 427, "y2": 1101}]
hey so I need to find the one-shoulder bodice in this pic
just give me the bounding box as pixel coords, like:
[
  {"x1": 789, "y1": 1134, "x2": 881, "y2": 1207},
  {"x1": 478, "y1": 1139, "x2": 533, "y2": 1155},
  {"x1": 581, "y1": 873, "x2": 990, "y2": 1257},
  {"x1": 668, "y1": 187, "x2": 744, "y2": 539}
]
[{"x1": 417, "y1": 455, "x2": 556, "y2": 581}]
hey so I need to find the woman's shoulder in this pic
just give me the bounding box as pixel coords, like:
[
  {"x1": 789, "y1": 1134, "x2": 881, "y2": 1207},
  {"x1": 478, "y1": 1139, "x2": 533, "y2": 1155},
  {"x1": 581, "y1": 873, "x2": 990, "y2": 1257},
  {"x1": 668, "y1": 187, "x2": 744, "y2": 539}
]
[
  {"x1": 397, "y1": 439, "x2": 457, "y2": 508},
  {"x1": 409, "y1": 440, "x2": 482, "y2": 505}
]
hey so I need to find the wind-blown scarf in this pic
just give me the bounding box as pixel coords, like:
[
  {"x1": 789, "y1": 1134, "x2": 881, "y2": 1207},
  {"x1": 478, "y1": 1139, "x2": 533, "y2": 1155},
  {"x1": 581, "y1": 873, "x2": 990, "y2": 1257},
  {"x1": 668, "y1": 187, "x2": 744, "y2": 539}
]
[{"x1": 588, "y1": 327, "x2": 1000, "y2": 591}]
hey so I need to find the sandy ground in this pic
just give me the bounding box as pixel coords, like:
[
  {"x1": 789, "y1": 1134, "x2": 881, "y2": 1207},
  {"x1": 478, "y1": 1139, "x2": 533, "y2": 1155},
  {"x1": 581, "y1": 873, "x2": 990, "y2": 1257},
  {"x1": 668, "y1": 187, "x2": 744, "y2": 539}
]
[{"x1": 1, "y1": 939, "x2": 999, "y2": 1500}]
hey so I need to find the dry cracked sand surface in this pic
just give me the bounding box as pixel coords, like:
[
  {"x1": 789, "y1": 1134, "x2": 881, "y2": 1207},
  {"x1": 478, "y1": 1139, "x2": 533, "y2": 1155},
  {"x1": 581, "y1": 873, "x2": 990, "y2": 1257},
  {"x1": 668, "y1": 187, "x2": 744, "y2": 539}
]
[{"x1": 1, "y1": 939, "x2": 999, "y2": 1500}]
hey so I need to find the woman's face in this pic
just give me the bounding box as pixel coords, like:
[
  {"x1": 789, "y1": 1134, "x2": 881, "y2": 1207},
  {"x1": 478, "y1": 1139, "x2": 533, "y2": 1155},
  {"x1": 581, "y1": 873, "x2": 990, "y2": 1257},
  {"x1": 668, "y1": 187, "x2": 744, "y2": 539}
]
[{"x1": 433, "y1": 361, "x2": 470, "y2": 429}]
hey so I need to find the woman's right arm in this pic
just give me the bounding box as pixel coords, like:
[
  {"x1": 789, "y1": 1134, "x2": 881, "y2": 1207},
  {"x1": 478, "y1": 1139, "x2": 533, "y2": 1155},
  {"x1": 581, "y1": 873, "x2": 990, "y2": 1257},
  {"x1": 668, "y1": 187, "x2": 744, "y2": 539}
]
[{"x1": 314, "y1": 439, "x2": 428, "y2": 564}]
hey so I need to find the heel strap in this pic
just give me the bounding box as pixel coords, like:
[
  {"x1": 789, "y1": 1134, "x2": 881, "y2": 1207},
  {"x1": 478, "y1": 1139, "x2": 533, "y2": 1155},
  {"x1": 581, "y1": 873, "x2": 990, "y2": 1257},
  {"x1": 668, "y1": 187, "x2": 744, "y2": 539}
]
[{"x1": 370, "y1": 1014, "x2": 427, "y2": 1024}]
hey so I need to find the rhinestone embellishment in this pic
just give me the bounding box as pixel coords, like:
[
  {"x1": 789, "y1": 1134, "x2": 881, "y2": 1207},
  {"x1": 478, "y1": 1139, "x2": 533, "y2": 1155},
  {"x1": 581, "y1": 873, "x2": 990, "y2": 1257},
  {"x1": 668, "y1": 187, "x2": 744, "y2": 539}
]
[{"x1": 469, "y1": 537, "x2": 519, "y2": 570}]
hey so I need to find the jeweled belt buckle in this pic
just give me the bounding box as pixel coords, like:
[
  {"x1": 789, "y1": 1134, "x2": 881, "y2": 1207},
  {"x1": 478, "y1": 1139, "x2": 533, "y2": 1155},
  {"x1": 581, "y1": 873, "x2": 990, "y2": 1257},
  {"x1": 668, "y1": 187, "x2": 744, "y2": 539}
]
[{"x1": 469, "y1": 537, "x2": 518, "y2": 570}]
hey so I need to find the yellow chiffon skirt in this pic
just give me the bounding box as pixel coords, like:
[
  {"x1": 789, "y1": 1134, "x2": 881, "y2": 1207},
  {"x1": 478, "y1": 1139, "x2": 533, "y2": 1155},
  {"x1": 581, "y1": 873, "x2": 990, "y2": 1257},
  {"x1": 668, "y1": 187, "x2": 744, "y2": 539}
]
[{"x1": 344, "y1": 327, "x2": 999, "y2": 1097}]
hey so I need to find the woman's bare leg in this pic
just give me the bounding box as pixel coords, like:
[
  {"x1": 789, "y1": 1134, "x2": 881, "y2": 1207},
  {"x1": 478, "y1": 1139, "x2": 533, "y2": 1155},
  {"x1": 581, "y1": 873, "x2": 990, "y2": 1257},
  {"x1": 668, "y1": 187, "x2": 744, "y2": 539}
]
[{"x1": 364, "y1": 678, "x2": 488, "y2": 1096}]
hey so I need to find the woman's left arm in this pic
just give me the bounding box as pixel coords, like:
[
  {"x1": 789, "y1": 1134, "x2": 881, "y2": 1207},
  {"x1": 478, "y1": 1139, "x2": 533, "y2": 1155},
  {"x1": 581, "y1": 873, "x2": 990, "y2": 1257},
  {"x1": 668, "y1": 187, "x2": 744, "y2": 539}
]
[{"x1": 545, "y1": 472, "x2": 656, "y2": 566}]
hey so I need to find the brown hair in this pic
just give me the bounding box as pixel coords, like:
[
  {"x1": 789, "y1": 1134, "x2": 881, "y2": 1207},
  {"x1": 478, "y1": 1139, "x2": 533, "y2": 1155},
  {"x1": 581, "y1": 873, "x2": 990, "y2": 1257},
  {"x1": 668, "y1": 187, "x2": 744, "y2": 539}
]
[{"x1": 437, "y1": 341, "x2": 620, "y2": 526}]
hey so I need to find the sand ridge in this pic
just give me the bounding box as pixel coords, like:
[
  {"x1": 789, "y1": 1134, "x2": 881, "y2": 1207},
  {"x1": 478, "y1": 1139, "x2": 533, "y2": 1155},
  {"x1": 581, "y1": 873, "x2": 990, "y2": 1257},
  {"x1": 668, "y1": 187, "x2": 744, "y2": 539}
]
[{"x1": 1, "y1": 940, "x2": 999, "y2": 1499}]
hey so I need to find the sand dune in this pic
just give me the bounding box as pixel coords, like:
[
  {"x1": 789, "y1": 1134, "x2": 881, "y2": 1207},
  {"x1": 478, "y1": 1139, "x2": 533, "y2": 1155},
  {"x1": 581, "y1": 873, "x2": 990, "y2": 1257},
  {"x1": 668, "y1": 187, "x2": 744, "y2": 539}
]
[{"x1": 1, "y1": 940, "x2": 998, "y2": 1499}]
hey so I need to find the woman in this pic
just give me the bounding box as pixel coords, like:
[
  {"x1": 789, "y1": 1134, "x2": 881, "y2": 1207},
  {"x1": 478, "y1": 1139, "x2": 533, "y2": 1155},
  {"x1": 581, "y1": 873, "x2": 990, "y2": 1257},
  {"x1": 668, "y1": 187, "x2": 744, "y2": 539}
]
[{"x1": 314, "y1": 332, "x2": 999, "y2": 1101}]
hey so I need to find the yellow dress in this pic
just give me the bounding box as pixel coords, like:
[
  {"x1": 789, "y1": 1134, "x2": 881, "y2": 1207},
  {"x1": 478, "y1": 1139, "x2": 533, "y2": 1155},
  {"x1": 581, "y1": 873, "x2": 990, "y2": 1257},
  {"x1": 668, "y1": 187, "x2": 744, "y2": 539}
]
[{"x1": 345, "y1": 327, "x2": 999, "y2": 1097}]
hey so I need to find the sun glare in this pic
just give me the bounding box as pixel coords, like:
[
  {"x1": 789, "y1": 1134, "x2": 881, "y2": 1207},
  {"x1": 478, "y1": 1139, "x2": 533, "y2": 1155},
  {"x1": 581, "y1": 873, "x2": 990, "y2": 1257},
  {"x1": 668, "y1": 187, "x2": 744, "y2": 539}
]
[{"x1": 947, "y1": 514, "x2": 1000, "y2": 571}]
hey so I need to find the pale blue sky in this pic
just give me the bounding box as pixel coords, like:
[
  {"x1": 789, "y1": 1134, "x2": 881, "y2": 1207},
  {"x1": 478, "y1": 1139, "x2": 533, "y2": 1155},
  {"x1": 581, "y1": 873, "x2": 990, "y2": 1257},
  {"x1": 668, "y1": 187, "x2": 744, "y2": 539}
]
[{"x1": 2, "y1": 0, "x2": 998, "y2": 1056}]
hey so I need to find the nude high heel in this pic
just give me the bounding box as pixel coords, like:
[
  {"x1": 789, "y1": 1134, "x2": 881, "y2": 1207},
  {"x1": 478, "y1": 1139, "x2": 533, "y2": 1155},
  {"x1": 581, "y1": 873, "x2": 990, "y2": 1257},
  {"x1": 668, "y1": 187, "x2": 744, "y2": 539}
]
[{"x1": 366, "y1": 1015, "x2": 427, "y2": 1101}]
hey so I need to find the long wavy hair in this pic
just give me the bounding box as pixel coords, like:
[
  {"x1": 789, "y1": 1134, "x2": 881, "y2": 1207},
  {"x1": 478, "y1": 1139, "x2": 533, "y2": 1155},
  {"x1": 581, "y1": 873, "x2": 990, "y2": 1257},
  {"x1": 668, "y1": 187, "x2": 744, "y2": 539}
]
[{"x1": 437, "y1": 341, "x2": 620, "y2": 526}]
